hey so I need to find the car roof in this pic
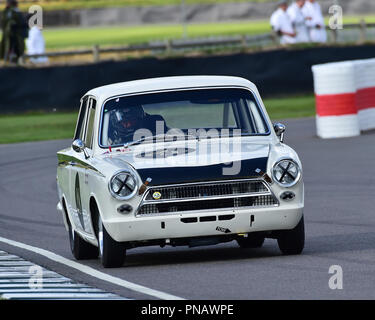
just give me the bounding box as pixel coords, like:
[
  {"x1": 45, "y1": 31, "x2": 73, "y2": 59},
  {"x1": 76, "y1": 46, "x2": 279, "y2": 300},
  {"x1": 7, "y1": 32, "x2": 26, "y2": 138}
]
[{"x1": 85, "y1": 76, "x2": 257, "y2": 101}]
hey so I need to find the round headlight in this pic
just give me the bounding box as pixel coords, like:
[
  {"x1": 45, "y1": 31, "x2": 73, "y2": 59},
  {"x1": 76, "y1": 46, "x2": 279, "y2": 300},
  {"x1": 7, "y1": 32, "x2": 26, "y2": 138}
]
[
  {"x1": 109, "y1": 171, "x2": 138, "y2": 200},
  {"x1": 272, "y1": 159, "x2": 301, "y2": 187}
]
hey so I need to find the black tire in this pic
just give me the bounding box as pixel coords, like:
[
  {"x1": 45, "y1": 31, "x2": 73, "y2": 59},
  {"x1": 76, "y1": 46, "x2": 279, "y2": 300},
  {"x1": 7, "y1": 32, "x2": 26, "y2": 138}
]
[
  {"x1": 97, "y1": 216, "x2": 126, "y2": 268},
  {"x1": 68, "y1": 223, "x2": 98, "y2": 260},
  {"x1": 237, "y1": 234, "x2": 265, "y2": 248},
  {"x1": 277, "y1": 216, "x2": 305, "y2": 255}
]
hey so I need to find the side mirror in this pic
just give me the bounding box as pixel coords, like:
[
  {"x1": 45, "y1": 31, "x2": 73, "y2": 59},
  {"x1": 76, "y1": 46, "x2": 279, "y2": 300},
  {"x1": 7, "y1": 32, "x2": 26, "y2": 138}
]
[
  {"x1": 273, "y1": 123, "x2": 286, "y2": 143},
  {"x1": 72, "y1": 139, "x2": 89, "y2": 159}
]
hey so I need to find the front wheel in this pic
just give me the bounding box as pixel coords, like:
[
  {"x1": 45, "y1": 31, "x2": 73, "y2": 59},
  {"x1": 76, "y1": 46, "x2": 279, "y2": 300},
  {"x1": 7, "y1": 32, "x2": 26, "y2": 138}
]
[
  {"x1": 68, "y1": 223, "x2": 98, "y2": 260},
  {"x1": 277, "y1": 216, "x2": 305, "y2": 255},
  {"x1": 97, "y1": 216, "x2": 126, "y2": 268}
]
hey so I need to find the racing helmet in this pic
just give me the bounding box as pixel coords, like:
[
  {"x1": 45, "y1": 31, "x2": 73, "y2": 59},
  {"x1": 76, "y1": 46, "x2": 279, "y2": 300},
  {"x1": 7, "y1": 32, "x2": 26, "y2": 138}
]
[{"x1": 110, "y1": 105, "x2": 145, "y2": 139}]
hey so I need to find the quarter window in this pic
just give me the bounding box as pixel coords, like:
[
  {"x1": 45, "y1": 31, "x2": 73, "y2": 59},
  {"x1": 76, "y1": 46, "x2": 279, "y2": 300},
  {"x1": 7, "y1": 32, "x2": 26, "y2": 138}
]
[
  {"x1": 74, "y1": 96, "x2": 89, "y2": 140},
  {"x1": 84, "y1": 98, "x2": 97, "y2": 149}
]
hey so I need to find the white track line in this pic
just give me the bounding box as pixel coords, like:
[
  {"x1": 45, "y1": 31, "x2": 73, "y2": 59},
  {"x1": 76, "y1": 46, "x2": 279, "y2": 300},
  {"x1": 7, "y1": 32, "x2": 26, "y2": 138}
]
[{"x1": 0, "y1": 236, "x2": 184, "y2": 300}]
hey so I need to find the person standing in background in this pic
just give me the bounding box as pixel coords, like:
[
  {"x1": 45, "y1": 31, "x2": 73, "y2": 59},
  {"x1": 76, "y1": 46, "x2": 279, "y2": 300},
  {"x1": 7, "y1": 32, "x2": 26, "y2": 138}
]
[
  {"x1": 270, "y1": 0, "x2": 297, "y2": 45},
  {"x1": 0, "y1": 0, "x2": 28, "y2": 64},
  {"x1": 287, "y1": 0, "x2": 310, "y2": 43},
  {"x1": 27, "y1": 25, "x2": 48, "y2": 64},
  {"x1": 302, "y1": 0, "x2": 327, "y2": 43}
]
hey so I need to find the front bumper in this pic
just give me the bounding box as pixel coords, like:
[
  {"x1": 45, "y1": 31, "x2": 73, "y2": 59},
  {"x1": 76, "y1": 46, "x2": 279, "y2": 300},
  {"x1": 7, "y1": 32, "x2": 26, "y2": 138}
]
[{"x1": 104, "y1": 205, "x2": 303, "y2": 243}]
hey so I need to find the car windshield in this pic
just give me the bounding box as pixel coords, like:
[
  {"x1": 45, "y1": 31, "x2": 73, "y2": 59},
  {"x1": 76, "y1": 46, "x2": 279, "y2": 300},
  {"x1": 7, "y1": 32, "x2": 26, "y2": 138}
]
[{"x1": 100, "y1": 88, "x2": 269, "y2": 147}]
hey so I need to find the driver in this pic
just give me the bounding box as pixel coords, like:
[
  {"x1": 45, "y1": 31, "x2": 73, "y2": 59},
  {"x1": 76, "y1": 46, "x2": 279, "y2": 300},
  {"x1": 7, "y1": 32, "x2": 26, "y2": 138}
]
[{"x1": 108, "y1": 105, "x2": 146, "y2": 145}]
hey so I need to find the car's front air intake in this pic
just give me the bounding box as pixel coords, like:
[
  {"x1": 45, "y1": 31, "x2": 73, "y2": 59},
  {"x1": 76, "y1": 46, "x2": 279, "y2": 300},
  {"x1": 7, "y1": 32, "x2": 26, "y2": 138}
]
[
  {"x1": 137, "y1": 179, "x2": 278, "y2": 216},
  {"x1": 144, "y1": 180, "x2": 268, "y2": 201}
]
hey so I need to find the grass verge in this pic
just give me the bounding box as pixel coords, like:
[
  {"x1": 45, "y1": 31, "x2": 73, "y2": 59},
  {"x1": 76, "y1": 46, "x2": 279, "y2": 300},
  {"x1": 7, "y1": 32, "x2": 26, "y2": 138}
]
[
  {"x1": 265, "y1": 94, "x2": 315, "y2": 120},
  {"x1": 42, "y1": 21, "x2": 271, "y2": 50},
  {"x1": 0, "y1": 94, "x2": 315, "y2": 144},
  {"x1": 0, "y1": 112, "x2": 78, "y2": 144}
]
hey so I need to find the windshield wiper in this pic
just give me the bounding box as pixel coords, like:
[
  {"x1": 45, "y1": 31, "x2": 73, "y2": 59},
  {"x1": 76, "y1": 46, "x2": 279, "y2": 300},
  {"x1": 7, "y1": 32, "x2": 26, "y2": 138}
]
[{"x1": 124, "y1": 133, "x2": 199, "y2": 148}]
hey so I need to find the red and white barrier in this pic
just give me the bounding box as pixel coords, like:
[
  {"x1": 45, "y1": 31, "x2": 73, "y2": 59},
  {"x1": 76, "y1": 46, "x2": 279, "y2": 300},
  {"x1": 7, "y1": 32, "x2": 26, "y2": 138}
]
[
  {"x1": 312, "y1": 61, "x2": 360, "y2": 139},
  {"x1": 354, "y1": 59, "x2": 375, "y2": 131}
]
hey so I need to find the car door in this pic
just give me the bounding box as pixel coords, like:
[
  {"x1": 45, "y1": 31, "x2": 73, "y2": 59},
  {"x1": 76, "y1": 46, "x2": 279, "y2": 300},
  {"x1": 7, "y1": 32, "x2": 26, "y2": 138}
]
[
  {"x1": 58, "y1": 95, "x2": 88, "y2": 221},
  {"x1": 69, "y1": 96, "x2": 91, "y2": 233},
  {"x1": 79, "y1": 97, "x2": 98, "y2": 236}
]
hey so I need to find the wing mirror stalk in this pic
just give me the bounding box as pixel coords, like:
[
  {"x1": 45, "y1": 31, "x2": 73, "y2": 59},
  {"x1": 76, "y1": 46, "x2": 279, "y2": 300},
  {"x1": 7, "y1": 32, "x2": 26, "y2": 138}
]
[
  {"x1": 273, "y1": 123, "x2": 286, "y2": 143},
  {"x1": 72, "y1": 139, "x2": 90, "y2": 159}
]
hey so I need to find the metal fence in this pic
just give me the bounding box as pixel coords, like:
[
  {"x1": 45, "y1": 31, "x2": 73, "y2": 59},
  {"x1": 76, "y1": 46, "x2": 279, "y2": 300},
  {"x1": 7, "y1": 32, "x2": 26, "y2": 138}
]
[{"x1": 24, "y1": 22, "x2": 375, "y2": 63}]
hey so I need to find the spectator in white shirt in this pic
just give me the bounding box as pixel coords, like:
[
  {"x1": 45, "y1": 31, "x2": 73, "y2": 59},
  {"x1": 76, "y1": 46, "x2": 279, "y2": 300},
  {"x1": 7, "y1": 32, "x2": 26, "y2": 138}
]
[
  {"x1": 26, "y1": 25, "x2": 48, "y2": 64},
  {"x1": 270, "y1": 0, "x2": 296, "y2": 45},
  {"x1": 302, "y1": 0, "x2": 327, "y2": 43},
  {"x1": 287, "y1": 0, "x2": 310, "y2": 43}
]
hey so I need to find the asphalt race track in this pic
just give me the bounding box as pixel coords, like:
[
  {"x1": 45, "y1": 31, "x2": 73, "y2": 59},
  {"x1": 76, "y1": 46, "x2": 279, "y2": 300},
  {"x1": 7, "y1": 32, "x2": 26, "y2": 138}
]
[{"x1": 0, "y1": 117, "x2": 375, "y2": 300}]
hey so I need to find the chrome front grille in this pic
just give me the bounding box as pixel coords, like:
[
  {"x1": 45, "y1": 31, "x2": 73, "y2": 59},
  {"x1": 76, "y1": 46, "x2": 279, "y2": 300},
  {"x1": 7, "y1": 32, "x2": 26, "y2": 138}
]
[
  {"x1": 137, "y1": 179, "x2": 278, "y2": 217},
  {"x1": 144, "y1": 180, "x2": 268, "y2": 201}
]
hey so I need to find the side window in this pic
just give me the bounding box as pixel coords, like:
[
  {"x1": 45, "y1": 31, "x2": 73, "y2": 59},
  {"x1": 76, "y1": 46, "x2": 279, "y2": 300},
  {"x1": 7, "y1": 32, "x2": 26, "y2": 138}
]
[
  {"x1": 84, "y1": 98, "x2": 97, "y2": 149},
  {"x1": 74, "y1": 96, "x2": 89, "y2": 140}
]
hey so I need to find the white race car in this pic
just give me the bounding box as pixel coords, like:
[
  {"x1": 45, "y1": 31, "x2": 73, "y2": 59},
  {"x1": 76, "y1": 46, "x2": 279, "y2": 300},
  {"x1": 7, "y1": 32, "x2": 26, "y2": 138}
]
[{"x1": 56, "y1": 76, "x2": 304, "y2": 268}]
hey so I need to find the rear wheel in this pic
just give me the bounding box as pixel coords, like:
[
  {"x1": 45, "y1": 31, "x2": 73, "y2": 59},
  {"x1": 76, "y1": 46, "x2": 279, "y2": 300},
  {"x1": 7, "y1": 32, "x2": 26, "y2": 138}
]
[
  {"x1": 277, "y1": 216, "x2": 305, "y2": 255},
  {"x1": 68, "y1": 222, "x2": 98, "y2": 260},
  {"x1": 97, "y1": 215, "x2": 126, "y2": 268},
  {"x1": 237, "y1": 234, "x2": 265, "y2": 248}
]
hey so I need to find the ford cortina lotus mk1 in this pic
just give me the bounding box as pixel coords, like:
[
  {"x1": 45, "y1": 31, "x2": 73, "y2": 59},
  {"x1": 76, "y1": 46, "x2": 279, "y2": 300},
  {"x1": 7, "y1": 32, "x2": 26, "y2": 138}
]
[{"x1": 56, "y1": 76, "x2": 304, "y2": 268}]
